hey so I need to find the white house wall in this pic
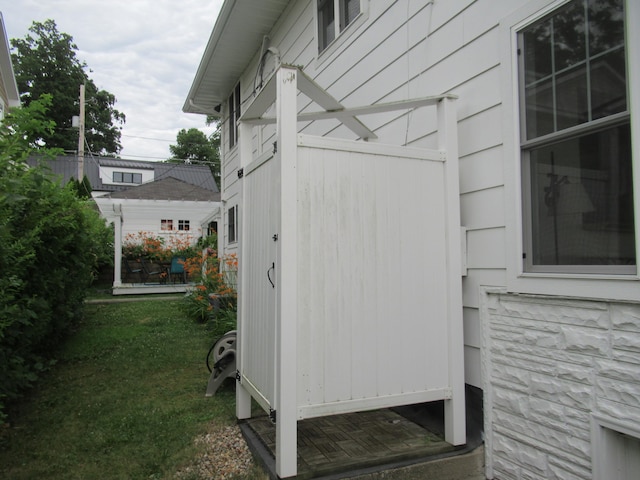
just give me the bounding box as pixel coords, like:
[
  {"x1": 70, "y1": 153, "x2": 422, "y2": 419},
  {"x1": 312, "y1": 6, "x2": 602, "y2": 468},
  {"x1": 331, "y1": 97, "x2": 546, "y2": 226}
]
[
  {"x1": 220, "y1": 0, "x2": 639, "y2": 392},
  {"x1": 94, "y1": 198, "x2": 218, "y2": 241},
  {"x1": 482, "y1": 290, "x2": 640, "y2": 479},
  {"x1": 211, "y1": 1, "x2": 640, "y2": 477},
  {"x1": 221, "y1": 0, "x2": 519, "y2": 389}
]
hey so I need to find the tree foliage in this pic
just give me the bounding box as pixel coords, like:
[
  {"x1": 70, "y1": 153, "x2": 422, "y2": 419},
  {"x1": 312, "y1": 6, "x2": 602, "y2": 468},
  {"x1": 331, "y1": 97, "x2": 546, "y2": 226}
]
[
  {"x1": 10, "y1": 19, "x2": 125, "y2": 156},
  {"x1": 0, "y1": 96, "x2": 113, "y2": 424},
  {"x1": 168, "y1": 126, "x2": 221, "y2": 188}
]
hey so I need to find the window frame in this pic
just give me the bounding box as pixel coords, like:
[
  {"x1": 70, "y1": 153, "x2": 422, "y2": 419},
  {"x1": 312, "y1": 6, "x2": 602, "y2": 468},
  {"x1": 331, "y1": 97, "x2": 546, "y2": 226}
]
[
  {"x1": 316, "y1": 0, "x2": 364, "y2": 55},
  {"x1": 113, "y1": 171, "x2": 142, "y2": 184},
  {"x1": 178, "y1": 220, "x2": 190, "y2": 231},
  {"x1": 517, "y1": 0, "x2": 634, "y2": 276},
  {"x1": 228, "y1": 82, "x2": 241, "y2": 149},
  {"x1": 228, "y1": 205, "x2": 237, "y2": 244},
  {"x1": 501, "y1": 0, "x2": 640, "y2": 301},
  {"x1": 161, "y1": 219, "x2": 174, "y2": 231}
]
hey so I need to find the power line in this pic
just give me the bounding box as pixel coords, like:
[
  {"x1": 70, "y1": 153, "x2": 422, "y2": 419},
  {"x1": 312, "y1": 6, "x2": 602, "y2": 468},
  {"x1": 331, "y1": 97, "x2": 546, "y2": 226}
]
[{"x1": 121, "y1": 134, "x2": 176, "y2": 142}]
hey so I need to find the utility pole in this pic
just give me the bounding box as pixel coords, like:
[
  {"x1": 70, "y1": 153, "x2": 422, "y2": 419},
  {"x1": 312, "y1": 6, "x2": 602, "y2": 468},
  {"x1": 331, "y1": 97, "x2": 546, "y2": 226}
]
[{"x1": 77, "y1": 83, "x2": 85, "y2": 179}]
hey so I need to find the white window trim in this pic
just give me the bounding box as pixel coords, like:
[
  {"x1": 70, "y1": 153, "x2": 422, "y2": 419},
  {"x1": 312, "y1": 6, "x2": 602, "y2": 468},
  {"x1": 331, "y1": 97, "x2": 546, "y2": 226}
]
[
  {"x1": 228, "y1": 205, "x2": 238, "y2": 244},
  {"x1": 227, "y1": 82, "x2": 241, "y2": 152},
  {"x1": 315, "y1": 0, "x2": 368, "y2": 64},
  {"x1": 592, "y1": 414, "x2": 640, "y2": 480},
  {"x1": 501, "y1": 0, "x2": 640, "y2": 302}
]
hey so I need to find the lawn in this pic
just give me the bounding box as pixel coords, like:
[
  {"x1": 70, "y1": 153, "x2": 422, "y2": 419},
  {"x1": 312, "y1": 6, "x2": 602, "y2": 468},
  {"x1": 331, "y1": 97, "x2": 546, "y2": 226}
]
[{"x1": 0, "y1": 298, "x2": 261, "y2": 479}]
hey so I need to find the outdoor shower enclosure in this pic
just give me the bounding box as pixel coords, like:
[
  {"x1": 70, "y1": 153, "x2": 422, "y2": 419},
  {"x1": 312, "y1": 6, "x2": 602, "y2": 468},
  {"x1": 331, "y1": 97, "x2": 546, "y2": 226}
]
[{"x1": 235, "y1": 66, "x2": 465, "y2": 478}]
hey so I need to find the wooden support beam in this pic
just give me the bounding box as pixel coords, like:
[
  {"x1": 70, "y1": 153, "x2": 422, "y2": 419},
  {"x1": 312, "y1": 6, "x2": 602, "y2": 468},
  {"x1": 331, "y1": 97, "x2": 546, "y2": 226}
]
[
  {"x1": 439, "y1": 97, "x2": 466, "y2": 446},
  {"x1": 236, "y1": 120, "x2": 253, "y2": 421},
  {"x1": 275, "y1": 65, "x2": 299, "y2": 478}
]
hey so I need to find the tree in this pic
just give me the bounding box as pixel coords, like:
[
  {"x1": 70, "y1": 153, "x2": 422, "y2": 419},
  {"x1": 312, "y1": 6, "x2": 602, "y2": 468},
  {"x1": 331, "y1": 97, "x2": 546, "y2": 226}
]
[
  {"x1": 10, "y1": 19, "x2": 125, "y2": 156},
  {"x1": 168, "y1": 127, "x2": 221, "y2": 188}
]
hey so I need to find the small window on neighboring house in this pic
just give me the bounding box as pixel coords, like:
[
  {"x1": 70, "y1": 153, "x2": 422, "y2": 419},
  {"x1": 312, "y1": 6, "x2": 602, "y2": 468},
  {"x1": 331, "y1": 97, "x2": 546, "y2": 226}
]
[
  {"x1": 318, "y1": 0, "x2": 361, "y2": 52},
  {"x1": 161, "y1": 219, "x2": 173, "y2": 231},
  {"x1": 113, "y1": 171, "x2": 142, "y2": 184},
  {"x1": 228, "y1": 83, "x2": 241, "y2": 148},
  {"x1": 228, "y1": 206, "x2": 237, "y2": 243},
  {"x1": 178, "y1": 220, "x2": 190, "y2": 231},
  {"x1": 518, "y1": 0, "x2": 635, "y2": 274}
]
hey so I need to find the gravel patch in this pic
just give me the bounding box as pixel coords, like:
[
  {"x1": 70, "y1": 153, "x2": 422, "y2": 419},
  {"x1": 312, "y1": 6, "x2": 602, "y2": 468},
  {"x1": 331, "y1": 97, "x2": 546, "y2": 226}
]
[{"x1": 175, "y1": 423, "x2": 258, "y2": 479}]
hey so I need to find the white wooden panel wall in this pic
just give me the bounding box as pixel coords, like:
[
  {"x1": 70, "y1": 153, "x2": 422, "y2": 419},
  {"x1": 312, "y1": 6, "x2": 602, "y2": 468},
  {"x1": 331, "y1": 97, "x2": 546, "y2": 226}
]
[
  {"x1": 227, "y1": 0, "x2": 537, "y2": 389},
  {"x1": 296, "y1": 141, "x2": 451, "y2": 416},
  {"x1": 240, "y1": 154, "x2": 278, "y2": 407}
]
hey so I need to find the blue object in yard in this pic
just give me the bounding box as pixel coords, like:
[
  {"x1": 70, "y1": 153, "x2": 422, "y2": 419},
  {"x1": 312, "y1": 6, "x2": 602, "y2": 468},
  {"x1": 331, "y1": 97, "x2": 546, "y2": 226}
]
[{"x1": 170, "y1": 256, "x2": 187, "y2": 283}]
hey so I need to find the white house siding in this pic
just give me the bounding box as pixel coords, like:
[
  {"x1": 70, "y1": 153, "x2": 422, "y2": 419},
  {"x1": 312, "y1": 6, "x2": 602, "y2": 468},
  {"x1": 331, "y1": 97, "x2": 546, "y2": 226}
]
[
  {"x1": 222, "y1": 146, "x2": 240, "y2": 255},
  {"x1": 210, "y1": 0, "x2": 639, "y2": 477},
  {"x1": 482, "y1": 290, "x2": 640, "y2": 479},
  {"x1": 219, "y1": 0, "x2": 639, "y2": 393},
  {"x1": 221, "y1": 0, "x2": 520, "y2": 389},
  {"x1": 94, "y1": 198, "x2": 216, "y2": 241}
]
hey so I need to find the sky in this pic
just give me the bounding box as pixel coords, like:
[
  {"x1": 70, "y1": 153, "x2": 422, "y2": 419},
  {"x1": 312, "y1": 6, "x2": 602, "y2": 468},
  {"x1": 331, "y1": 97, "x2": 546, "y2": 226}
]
[{"x1": 0, "y1": 0, "x2": 224, "y2": 161}]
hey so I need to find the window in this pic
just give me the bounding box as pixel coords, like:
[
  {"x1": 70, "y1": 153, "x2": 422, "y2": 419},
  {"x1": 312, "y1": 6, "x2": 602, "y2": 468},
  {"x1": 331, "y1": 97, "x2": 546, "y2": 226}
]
[
  {"x1": 519, "y1": 0, "x2": 635, "y2": 274},
  {"x1": 161, "y1": 219, "x2": 173, "y2": 231},
  {"x1": 228, "y1": 83, "x2": 241, "y2": 148},
  {"x1": 318, "y1": 0, "x2": 361, "y2": 52},
  {"x1": 178, "y1": 220, "x2": 190, "y2": 231},
  {"x1": 228, "y1": 206, "x2": 237, "y2": 243},
  {"x1": 113, "y1": 171, "x2": 142, "y2": 184}
]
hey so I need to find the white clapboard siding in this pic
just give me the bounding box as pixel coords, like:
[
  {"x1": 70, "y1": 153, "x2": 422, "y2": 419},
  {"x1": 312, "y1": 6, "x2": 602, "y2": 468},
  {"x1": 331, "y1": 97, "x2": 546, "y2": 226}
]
[{"x1": 223, "y1": 0, "x2": 518, "y2": 393}]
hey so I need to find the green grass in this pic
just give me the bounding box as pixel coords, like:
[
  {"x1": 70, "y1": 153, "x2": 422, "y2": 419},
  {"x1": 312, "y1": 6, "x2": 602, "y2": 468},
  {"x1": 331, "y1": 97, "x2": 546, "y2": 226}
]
[{"x1": 0, "y1": 299, "x2": 258, "y2": 479}]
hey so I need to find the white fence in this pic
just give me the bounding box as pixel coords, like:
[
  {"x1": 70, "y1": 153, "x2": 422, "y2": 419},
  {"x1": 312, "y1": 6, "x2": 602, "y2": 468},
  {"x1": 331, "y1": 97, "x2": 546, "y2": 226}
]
[{"x1": 235, "y1": 66, "x2": 465, "y2": 478}]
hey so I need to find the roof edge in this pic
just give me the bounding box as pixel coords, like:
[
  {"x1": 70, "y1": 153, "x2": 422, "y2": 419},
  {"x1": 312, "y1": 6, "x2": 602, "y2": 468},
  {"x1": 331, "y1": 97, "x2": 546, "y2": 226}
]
[
  {"x1": 0, "y1": 13, "x2": 21, "y2": 106},
  {"x1": 182, "y1": 0, "x2": 236, "y2": 115}
]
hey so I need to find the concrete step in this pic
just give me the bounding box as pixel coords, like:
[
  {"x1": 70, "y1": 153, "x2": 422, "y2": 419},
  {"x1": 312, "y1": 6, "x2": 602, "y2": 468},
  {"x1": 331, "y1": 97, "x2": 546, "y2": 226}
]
[{"x1": 346, "y1": 444, "x2": 485, "y2": 480}]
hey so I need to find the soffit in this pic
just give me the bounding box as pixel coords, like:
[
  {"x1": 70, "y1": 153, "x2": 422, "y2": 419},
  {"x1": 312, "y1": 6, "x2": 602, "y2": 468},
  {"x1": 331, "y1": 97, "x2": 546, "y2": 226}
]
[
  {"x1": 0, "y1": 13, "x2": 20, "y2": 106},
  {"x1": 183, "y1": 0, "x2": 290, "y2": 115}
]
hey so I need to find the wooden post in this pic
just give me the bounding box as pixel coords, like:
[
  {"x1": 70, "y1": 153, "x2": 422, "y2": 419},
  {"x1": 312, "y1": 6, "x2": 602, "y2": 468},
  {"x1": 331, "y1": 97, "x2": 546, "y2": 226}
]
[
  {"x1": 275, "y1": 65, "x2": 298, "y2": 478},
  {"x1": 236, "y1": 120, "x2": 253, "y2": 420},
  {"x1": 112, "y1": 203, "x2": 123, "y2": 288},
  {"x1": 78, "y1": 83, "x2": 85, "y2": 180},
  {"x1": 438, "y1": 96, "x2": 466, "y2": 446}
]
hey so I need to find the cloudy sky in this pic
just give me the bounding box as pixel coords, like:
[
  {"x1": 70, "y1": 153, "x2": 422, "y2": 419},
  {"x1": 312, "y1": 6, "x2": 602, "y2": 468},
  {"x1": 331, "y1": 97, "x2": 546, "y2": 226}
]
[{"x1": 0, "y1": 0, "x2": 223, "y2": 161}]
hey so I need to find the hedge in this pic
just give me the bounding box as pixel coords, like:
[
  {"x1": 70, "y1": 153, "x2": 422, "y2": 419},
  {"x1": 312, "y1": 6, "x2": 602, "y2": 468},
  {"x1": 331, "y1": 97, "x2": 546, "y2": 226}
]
[{"x1": 0, "y1": 95, "x2": 113, "y2": 423}]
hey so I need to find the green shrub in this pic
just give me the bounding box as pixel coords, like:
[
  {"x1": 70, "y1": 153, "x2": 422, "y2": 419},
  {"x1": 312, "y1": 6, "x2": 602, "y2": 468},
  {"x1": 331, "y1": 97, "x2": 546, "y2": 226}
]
[{"x1": 0, "y1": 95, "x2": 113, "y2": 423}]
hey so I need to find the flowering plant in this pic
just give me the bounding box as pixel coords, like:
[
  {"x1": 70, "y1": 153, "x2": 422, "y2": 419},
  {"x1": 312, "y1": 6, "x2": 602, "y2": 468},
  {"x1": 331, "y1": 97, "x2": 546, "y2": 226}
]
[
  {"x1": 122, "y1": 231, "x2": 200, "y2": 262},
  {"x1": 182, "y1": 249, "x2": 237, "y2": 324}
]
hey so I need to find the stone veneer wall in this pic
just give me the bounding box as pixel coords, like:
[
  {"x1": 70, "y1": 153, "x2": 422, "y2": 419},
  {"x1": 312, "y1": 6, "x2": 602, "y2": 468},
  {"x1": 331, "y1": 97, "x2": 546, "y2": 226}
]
[{"x1": 481, "y1": 288, "x2": 640, "y2": 479}]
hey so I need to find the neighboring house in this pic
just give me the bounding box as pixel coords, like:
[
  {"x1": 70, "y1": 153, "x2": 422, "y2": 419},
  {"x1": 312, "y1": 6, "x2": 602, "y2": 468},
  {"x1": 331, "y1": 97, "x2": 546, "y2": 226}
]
[
  {"x1": 30, "y1": 155, "x2": 221, "y2": 292},
  {"x1": 93, "y1": 176, "x2": 219, "y2": 244},
  {"x1": 0, "y1": 12, "x2": 20, "y2": 119},
  {"x1": 184, "y1": 1, "x2": 639, "y2": 479}
]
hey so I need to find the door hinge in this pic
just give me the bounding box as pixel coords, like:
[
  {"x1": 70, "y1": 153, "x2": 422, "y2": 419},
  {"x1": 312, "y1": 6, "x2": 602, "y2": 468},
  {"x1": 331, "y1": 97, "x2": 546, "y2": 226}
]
[
  {"x1": 237, "y1": 168, "x2": 244, "y2": 179},
  {"x1": 235, "y1": 370, "x2": 241, "y2": 382},
  {"x1": 273, "y1": 141, "x2": 277, "y2": 154},
  {"x1": 269, "y1": 408, "x2": 277, "y2": 424},
  {"x1": 272, "y1": 234, "x2": 278, "y2": 242}
]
